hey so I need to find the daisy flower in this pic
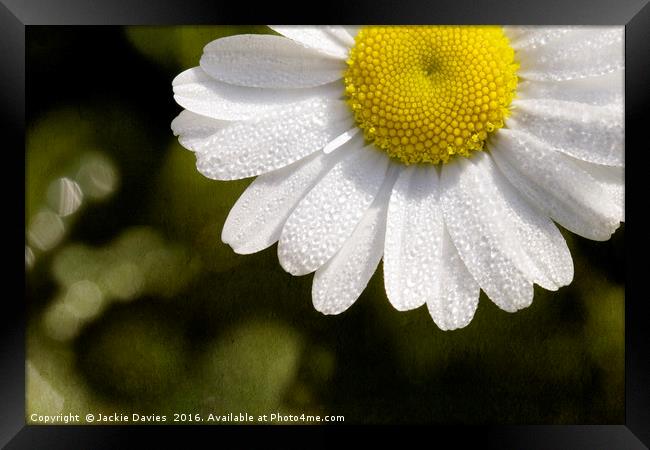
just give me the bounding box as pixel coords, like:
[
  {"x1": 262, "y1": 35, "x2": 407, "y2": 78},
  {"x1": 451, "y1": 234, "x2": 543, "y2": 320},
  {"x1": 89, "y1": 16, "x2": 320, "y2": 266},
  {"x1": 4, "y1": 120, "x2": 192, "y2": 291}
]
[{"x1": 171, "y1": 26, "x2": 624, "y2": 330}]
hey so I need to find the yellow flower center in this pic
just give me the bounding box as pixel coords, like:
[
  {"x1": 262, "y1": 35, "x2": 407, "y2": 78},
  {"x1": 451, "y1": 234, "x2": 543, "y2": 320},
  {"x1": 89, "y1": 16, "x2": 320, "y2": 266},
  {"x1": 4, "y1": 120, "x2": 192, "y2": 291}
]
[{"x1": 344, "y1": 26, "x2": 519, "y2": 165}]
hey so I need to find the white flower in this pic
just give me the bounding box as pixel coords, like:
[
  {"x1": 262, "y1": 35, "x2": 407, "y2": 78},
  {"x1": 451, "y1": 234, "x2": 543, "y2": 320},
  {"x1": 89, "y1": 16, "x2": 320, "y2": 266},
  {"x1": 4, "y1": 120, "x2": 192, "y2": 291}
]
[{"x1": 171, "y1": 26, "x2": 624, "y2": 330}]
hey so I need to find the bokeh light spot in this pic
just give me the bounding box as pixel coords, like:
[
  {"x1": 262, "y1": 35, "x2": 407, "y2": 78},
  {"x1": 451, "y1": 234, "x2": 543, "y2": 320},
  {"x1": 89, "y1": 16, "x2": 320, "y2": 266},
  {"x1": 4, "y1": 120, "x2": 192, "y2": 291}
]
[
  {"x1": 26, "y1": 245, "x2": 35, "y2": 269},
  {"x1": 99, "y1": 262, "x2": 145, "y2": 301},
  {"x1": 43, "y1": 301, "x2": 81, "y2": 342},
  {"x1": 75, "y1": 152, "x2": 118, "y2": 200},
  {"x1": 46, "y1": 177, "x2": 83, "y2": 217},
  {"x1": 64, "y1": 280, "x2": 105, "y2": 320},
  {"x1": 28, "y1": 209, "x2": 65, "y2": 251},
  {"x1": 26, "y1": 361, "x2": 64, "y2": 418}
]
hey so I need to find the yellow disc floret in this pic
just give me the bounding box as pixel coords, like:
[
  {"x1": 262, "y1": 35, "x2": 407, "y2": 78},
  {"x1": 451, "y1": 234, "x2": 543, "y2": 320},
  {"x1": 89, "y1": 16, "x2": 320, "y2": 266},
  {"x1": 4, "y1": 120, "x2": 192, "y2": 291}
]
[{"x1": 344, "y1": 26, "x2": 519, "y2": 165}]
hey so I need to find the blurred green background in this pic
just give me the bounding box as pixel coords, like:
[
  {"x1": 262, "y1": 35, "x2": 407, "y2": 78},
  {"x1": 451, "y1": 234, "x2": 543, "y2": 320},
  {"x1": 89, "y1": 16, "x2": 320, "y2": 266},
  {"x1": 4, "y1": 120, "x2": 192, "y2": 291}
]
[{"x1": 25, "y1": 26, "x2": 625, "y2": 424}]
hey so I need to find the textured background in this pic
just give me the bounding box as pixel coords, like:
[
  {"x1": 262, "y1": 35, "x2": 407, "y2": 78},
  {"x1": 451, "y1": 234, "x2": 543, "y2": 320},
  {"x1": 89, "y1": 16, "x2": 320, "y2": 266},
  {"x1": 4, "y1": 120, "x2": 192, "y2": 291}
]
[{"x1": 25, "y1": 26, "x2": 625, "y2": 424}]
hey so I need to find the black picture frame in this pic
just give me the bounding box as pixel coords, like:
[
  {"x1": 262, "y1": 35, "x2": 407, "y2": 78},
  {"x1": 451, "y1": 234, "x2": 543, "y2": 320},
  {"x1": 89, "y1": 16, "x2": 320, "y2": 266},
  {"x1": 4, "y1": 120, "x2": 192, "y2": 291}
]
[{"x1": 5, "y1": 0, "x2": 648, "y2": 447}]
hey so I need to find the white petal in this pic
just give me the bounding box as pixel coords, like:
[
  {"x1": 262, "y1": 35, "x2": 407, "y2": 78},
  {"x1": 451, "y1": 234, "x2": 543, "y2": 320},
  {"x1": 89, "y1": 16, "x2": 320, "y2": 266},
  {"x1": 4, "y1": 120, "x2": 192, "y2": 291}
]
[
  {"x1": 222, "y1": 140, "x2": 353, "y2": 255},
  {"x1": 326, "y1": 26, "x2": 356, "y2": 47},
  {"x1": 383, "y1": 165, "x2": 479, "y2": 329},
  {"x1": 516, "y1": 70, "x2": 623, "y2": 106},
  {"x1": 336, "y1": 27, "x2": 357, "y2": 45},
  {"x1": 278, "y1": 146, "x2": 390, "y2": 276},
  {"x1": 172, "y1": 67, "x2": 341, "y2": 121},
  {"x1": 429, "y1": 228, "x2": 480, "y2": 330},
  {"x1": 469, "y1": 153, "x2": 574, "y2": 290},
  {"x1": 508, "y1": 27, "x2": 576, "y2": 49},
  {"x1": 200, "y1": 34, "x2": 346, "y2": 89},
  {"x1": 269, "y1": 26, "x2": 351, "y2": 59},
  {"x1": 502, "y1": 26, "x2": 540, "y2": 42},
  {"x1": 194, "y1": 98, "x2": 352, "y2": 180},
  {"x1": 384, "y1": 166, "x2": 439, "y2": 312},
  {"x1": 440, "y1": 156, "x2": 533, "y2": 313},
  {"x1": 323, "y1": 127, "x2": 360, "y2": 154},
  {"x1": 341, "y1": 26, "x2": 360, "y2": 42},
  {"x1": 571, "y1": 159, "x2": 625, "y2": 222},
  {"x1": 312, "y1": 166, "x2": 398, "y2": 315},
  {"x1": 171, "y1": 110, "x2": 230, "y2": 151},
  {"x1": 515, "y1": 27, "x2": 623, "y2": 81},
  {"x1": 509, "y1": 98, "x2": 623, "y2": 166},
  {"x1": 491, "y1": 128, "x2": 622, "y2": 241}
]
